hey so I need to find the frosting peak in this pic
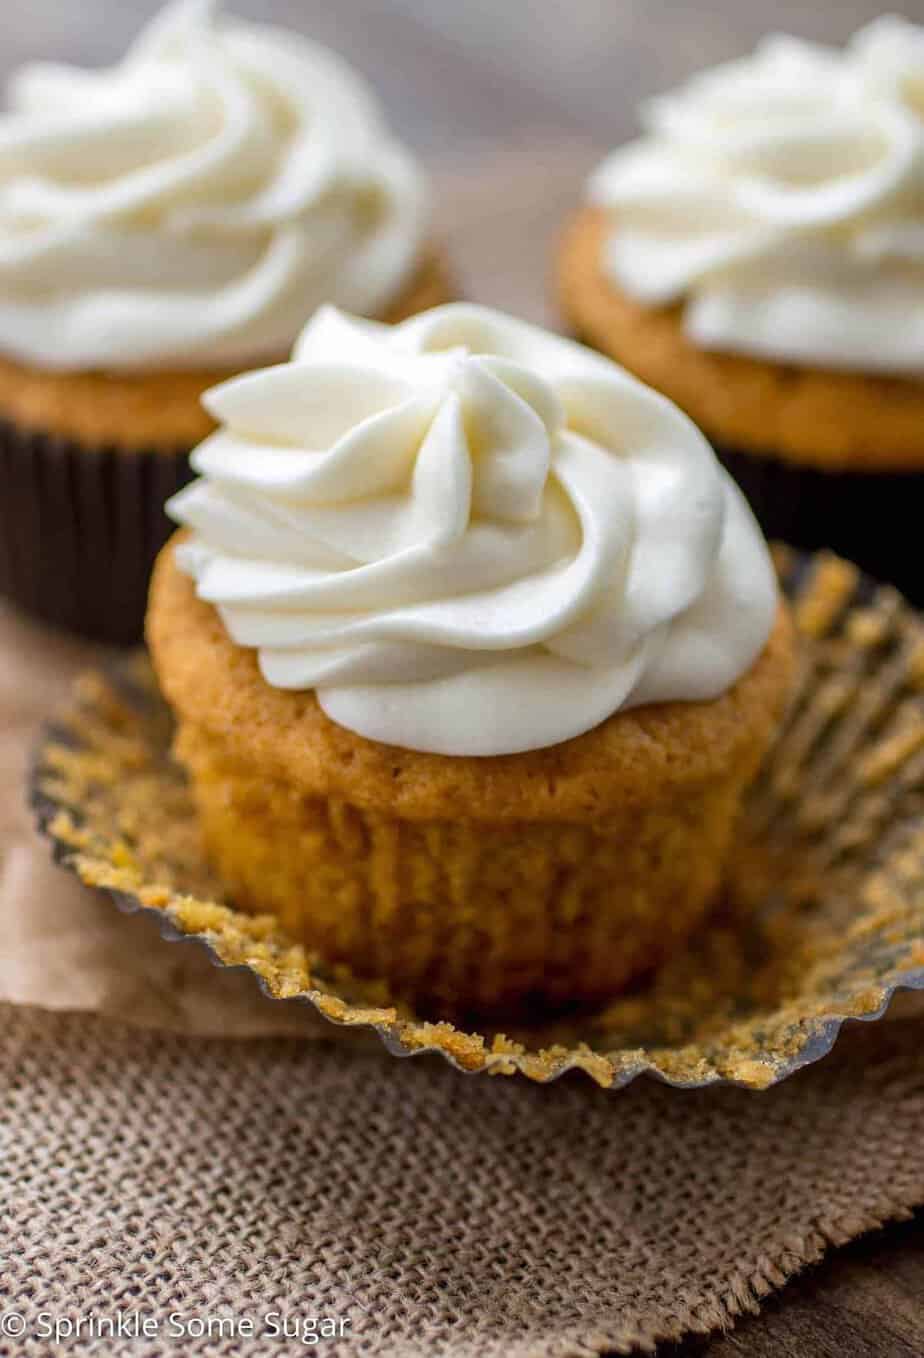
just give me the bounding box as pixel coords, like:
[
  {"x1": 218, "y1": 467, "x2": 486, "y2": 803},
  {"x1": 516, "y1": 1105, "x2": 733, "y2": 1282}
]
[
  {"x1": 168, "y1": 305, "x2": 778, "y2": 756},
  {"x1": 0, "y1": 0, "x2": 428, "y2": 370},
  {"x1": 588, "y1": 17, "x2": 924, "y2": 375}
]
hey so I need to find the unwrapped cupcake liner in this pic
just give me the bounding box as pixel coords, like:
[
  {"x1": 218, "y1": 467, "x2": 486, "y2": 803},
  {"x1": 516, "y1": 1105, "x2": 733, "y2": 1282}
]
[
  {"x1": 717, "y1": 443, "x2": 924, "y2": 607},
  {"x1": 0, "y1": 417, "x2": 193, "y2": 644},
  {"x1": 30, "y1": 548, "x2": 924, "y2": 1091}
]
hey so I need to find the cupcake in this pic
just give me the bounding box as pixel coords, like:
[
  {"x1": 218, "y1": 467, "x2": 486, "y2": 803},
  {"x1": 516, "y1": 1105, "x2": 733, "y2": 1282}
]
[
  {"x1": 558, "y1": 17, "x2": 924, "y2": 602},
  {"x1": 0, "y1": 0, "x2": 447, "y2": 643},
  {"x1": 147, "y1": 304, "x2": 793, "y2": 1016}
]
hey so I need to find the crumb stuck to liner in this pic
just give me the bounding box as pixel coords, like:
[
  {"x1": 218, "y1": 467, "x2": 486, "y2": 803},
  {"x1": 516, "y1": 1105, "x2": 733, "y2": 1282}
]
[
  {"x1": 0, "y1": 421, "x2": 192, "y2": 645},
  {"x1": 31, "y1": 549, "x2": 924, "y2": 1090},
  {"x1": 718, "y1": 445, "x2": 924, "y2": 609}
]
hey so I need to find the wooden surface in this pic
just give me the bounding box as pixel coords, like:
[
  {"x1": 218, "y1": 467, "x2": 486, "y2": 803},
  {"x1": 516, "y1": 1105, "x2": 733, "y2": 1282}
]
[
  {"x1": 4, "y1": 3, "x2": 924, "y2": 1354},
  {"x1": 667, "y1": 1212, "x2": 924, "y2": 1358}
]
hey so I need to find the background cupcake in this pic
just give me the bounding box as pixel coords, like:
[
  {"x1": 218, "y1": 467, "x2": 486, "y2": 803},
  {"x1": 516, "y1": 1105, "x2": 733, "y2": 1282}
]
[
  {"x1": 0, "y1": 0, "x2": 448, "y2": 642},
  {"x1": 148, "y1": 303, "x2": 793, "y2": 1017},
  {"x1": 558, "y1": 17, "x2": 924, "y2": 601}
]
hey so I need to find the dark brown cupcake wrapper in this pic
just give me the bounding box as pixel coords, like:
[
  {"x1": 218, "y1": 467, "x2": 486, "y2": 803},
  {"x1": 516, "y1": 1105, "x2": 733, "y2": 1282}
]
[
  {"x1": 717, "y1": 442, "x2": 924, "y2": 607},
  {"x1": 0, "y1": 418, "x2": 193, "y2": 644}
]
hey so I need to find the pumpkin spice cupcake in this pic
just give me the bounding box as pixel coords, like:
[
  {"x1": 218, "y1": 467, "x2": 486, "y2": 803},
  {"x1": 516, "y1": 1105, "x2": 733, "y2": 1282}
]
[
  {"x1": 0, "y1": 0, "x2": 448, "y2": 642},
  {"x1": 559, "y1": 18, "x2": 924, "y2": 601},
  {"x1": 147, "y1": 304, "x2": 793, "y2": 1017}
]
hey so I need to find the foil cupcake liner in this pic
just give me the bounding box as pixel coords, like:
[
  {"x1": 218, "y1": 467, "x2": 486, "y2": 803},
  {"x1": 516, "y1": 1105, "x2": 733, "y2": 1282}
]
[
  {"x1": 0, "y1": 417, "x2": 193, "y2": 644},
  {"x1": 717, "y1": 443, "x2": 924, "y2": 607},
  {"x1": 29, "y1": 549, "x2": 924, "y2": 1091}
]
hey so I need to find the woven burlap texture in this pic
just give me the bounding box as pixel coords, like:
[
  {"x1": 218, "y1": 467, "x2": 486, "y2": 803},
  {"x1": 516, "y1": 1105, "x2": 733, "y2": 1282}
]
[{"x1": 4, "y1": 1003, "x2": 924, "y2": 1358}]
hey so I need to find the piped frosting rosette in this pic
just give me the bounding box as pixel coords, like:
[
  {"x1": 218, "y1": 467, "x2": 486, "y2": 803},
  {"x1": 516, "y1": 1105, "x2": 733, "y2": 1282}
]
[
  {"x1": 168, "y1": 305, "x2": 777, "y2": 756},
  {"x1": 588, "y1": 16, "x2": 924, "y2": 373},
  {"x1": 0, "y1": 0, "x2": 428, "y2": 369}
]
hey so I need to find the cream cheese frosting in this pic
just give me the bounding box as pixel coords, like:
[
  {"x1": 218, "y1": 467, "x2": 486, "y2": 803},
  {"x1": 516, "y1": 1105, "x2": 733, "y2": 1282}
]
[
  {"x1": 588, "y1": 16, "x2": 924, "y2": 375},
  {"x1": 167, "y1": 305, "x2": 777, "y2": 756},
  {"x1": 0, "y1": 0, "x2": 428, "y2": 371}
]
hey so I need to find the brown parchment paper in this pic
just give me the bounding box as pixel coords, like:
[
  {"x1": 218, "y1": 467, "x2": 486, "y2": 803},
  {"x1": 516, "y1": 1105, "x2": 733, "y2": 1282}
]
[{"x1": 0, "y1": 601, "x2": 332, "y2": 1036}]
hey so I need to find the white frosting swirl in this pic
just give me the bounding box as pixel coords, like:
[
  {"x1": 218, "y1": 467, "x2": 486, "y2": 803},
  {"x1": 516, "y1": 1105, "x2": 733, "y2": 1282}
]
[
  {"x1": 168, "y1": 304, "x2": 778, "y2": 756},
  {"x1": 0, "y1": 0, "x2": 428, "y2": 370},
  {"x1": 589, "y1": 17, "x2": 924, "y2": 374}
]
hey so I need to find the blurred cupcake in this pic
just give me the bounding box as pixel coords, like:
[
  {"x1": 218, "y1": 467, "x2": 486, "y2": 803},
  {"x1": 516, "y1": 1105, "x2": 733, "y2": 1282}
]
[
  {"x1": 0, "y1": 0, "x2": 446, "y2": 642},
  {"x1": 559, "y1": 18, "x2": 924, "y2": 601},
  {"x1": 148, "y1": 304, "x2": 793, "y2": 1017}
]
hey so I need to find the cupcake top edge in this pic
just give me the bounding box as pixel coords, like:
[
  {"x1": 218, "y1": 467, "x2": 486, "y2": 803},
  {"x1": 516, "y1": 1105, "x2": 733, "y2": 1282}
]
[
  {"x1": 0, "y1": 0, "x2": 429, "y2": 372},
  {"x1": 166, "y1": 303, "x2": 779, "y2": 757},
  {"x1": 586, "y1": 16, "x2": 924, "y2": 377}
]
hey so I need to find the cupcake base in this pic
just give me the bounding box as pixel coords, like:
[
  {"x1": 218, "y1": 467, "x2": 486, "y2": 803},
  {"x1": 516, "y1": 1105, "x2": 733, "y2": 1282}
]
[{"x1": 175, "y1": 719, "x2": 754, "y2": 1016}]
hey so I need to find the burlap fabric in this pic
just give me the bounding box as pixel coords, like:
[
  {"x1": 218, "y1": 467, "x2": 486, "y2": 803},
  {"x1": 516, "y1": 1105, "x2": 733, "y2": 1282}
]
[{"x1": 1, "y1": 1005, "x2": 923, "y2": 1357}]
